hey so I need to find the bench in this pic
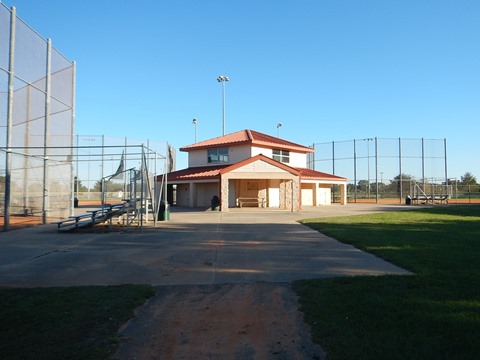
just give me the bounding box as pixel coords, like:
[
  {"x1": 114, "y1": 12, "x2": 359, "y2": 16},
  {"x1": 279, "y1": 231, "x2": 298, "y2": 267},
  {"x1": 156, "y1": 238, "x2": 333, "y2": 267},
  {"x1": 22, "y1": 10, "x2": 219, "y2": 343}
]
[
  {"x1": 52, "y1": 203, "x2": 130, "y2": 231},
  {"x1": 412, "y1": 195, "x2": 431, "y2": 204},
  {"x1": 237, "y1": 197, "x2": 266, "y2": 208},
  {"x1": 52, "y1": 213, "x2": 96, "y2": 230},
  {"x1": 412, "y1": 195, "x2": 449, "y2": 204},
  {"x1": 432, "y1": 195, "x2": 449, "y2": 204}
]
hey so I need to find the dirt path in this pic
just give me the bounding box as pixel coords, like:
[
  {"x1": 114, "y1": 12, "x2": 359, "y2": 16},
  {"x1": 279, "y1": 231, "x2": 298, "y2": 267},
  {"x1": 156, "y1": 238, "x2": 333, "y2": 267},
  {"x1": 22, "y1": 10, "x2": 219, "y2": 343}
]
[{"x1": 113, "y1": 283, "x2": 325, "y2": 360}]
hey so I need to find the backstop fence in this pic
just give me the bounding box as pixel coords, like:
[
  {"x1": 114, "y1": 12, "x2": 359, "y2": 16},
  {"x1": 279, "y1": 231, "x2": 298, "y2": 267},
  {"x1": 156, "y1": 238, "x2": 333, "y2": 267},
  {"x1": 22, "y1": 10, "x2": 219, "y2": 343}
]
[
  {"x1": 306, "y1": 137, "x2": 474, "y2": 203},
  {"x1": 0, "y1": 5, "x2": 75, "y2": 230}
]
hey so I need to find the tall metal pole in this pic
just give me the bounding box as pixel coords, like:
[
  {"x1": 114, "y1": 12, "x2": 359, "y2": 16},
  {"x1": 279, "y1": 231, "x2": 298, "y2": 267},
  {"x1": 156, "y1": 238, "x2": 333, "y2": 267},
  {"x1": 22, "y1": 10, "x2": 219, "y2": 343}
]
[
  {"x1": 375, "y1": 137, "x2": 378, "y2": 203},
  {"x1": 367, "y1": 141, "x2": 370, "y2": 199},
  {"x1": 23, "y1": 84, "x2": 31, "y2": 214},
  {"x1": 399, "y1": 137, "x2": 403, "y2": 202},
  {"x1": 312, "y1": 143, "x2": 315, "y2": 170},
  {"x1": 332, "y1": 141, "x2": 335, "y2": 174},
  {"x1": 4, "y1": 6, "x2": 16, "y2": 231},
  {"x1": 217, "y1": 75, "x2": 229, "y2": 135},
  {"x1": 193, "y1": 118, "x2": 197, "y2": 143},
  {"x1": 76, "y1": 135, "x2": 79, "y2": 198},
  {"x1": 353, "y1": 139, "x2": 357, "y2": 202},
  {"x1": 444, "y1": 138, "x2": 448, "y2": 185},
  {"x1": 422, "y1": 137, "x2": 425, "y2": 187},
  {"x1": 42, "y1": 38, "x2": 52, "y2": 224},
  {"x1": 222, "y1": 81, "x2": 225, "y2": 135},
  {"x1": 70, "y1": 62, "x2": 76, "y2": 216},
  {"x1": 332, "y1": 141, "x2": 336, "y2": 203},
  {"x1": 363, "y1": 138, "x2": 373, "y2": 199}
]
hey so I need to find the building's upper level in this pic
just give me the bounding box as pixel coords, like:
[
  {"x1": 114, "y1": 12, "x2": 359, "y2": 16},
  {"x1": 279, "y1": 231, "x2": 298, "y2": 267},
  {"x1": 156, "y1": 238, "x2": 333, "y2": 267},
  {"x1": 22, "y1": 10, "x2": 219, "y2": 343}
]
[{"x1": 180, "y1": 129, "x2": 314, "y2": 168}]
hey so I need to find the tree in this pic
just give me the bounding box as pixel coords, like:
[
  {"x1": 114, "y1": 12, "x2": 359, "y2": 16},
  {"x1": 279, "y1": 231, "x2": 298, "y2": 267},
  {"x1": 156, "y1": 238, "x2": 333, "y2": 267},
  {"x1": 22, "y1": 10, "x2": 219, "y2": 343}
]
[
  {"x1": 357, "y1": 180, "x2": 369, "y2": 189},
  {"x1": 460, "y1": 172, "x2": 477, "y2": 185},
  {"x1": 392, "y1": 173, "x2": 414, "y2": 182},
  {"x1": 92, "y1": 179, "x2": 124, "y2": 192},
  {"x1": 74, "y1": 176, "x2": 88, "y2": 192},
  {"x1": 93, "y1": 180, "x2": 103, "y2": 192},
  {"x1": 384, "y1": 173, "x2": 414, "y2": 196}
]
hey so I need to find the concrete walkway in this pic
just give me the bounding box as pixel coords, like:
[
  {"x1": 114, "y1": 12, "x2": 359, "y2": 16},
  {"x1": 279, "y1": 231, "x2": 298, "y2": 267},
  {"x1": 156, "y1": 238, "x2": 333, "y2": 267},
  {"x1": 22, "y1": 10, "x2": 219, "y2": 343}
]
[{"x1": 0, "y1": 204, "x2": 412, "y2": 288}]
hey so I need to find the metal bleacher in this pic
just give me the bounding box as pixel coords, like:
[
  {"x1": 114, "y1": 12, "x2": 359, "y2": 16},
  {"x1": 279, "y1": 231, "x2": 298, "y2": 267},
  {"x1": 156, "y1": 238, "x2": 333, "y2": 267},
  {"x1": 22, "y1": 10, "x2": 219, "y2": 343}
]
[{"x1": 52, "y1": 201, "x2": 132, "y2": 231}]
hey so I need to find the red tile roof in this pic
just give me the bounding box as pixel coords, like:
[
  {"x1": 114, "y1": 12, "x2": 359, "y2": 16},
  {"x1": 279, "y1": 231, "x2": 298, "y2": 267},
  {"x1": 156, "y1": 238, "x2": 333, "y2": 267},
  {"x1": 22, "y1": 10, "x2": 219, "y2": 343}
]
[
  {"x1": 295, "y1": 168, "x2": 347, "y2": 181},
  {"x1": 162, "y1": 165, "x2": 228, "y2": 182},
  {"x1": 159, "y1": 158, "x2": 347, "y2": 183},
  {"x1": 180, "y1": 129, "x2": 314, "y2": 153}
]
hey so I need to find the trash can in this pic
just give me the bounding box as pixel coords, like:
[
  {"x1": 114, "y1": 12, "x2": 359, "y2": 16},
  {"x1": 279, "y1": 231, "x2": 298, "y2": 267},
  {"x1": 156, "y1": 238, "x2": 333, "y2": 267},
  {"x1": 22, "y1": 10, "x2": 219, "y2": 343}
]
[
  {"x1": 405, "y1": 195, "x2": 411, "y2": 205},
  {"x1": 211, "y1": 195, "x2": 220, "y2": 211},
  {"x1": 158, "y1": 201, "x2": 170, "y2": 221},
  {"x1": 74, "y1": 197, "x2": 79, "y2": 208}
]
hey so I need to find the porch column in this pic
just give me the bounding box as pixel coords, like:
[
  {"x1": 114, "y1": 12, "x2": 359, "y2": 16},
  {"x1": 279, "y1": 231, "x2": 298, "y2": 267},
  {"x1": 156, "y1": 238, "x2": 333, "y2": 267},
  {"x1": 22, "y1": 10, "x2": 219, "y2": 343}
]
[
  {"x1": 220, "y1": 176, "x2": 229, "y2": 212},
  {"x1": 340, "y1": 183, "x2": 347, "y2": 205},
  {"x1": 189, "y1": 182, "x2": 196, "y2": 207},
  {"x1": 292, "y1": 178, "x2": 300, "y2": 211}
]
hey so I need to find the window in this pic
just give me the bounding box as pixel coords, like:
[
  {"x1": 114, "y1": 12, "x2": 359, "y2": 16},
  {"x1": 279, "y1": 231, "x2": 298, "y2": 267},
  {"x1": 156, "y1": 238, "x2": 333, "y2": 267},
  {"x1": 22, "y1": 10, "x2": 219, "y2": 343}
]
[
  {"x1": 208, "y1": 147, "x2": 229, "y2": 163},
  {"x1": 272, "y1": 149, "x2": 290, "y2": 163}
]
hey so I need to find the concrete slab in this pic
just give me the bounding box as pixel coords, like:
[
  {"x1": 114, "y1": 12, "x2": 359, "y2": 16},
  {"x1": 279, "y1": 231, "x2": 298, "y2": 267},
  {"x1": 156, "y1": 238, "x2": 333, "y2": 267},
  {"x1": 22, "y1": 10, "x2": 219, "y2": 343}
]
[{"x1": 0, "y1": 204, "x2": 412, "y2": 287}]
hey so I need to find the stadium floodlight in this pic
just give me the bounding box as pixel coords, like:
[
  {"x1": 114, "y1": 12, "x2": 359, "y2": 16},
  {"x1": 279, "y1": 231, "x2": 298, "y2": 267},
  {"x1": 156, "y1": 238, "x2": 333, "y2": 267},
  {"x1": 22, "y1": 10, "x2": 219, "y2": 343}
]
[
  {"x1": 217, "y1": 75, "x2": 229, "y2": 82},
  {"x1": 192, "y1": 118, "x2": 197, "y2": 143},
  {"x1": 217, "y1": 75, "x2": 229, "y2": 135}
]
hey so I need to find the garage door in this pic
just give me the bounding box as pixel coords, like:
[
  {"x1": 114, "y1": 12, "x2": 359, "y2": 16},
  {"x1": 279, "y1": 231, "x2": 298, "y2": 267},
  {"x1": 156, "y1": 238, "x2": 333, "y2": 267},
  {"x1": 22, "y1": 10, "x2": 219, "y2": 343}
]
[
  {"x1": 301, "y1": 188, "x2": 313, "y2": 206},
  {"x1": 318, "y1": 188, "x2": 331, "y2": 205}
]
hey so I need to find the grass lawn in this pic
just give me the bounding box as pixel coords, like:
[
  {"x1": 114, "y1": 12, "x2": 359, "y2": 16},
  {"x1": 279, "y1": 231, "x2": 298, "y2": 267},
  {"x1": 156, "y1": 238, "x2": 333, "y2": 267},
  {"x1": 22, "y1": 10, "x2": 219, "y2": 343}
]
[
  {"x1": 0, "y1": 285, "x2": 154, "y2": 360},
  {"x1": 293, "y1": 205, "x2": 480, "y2": 360}
]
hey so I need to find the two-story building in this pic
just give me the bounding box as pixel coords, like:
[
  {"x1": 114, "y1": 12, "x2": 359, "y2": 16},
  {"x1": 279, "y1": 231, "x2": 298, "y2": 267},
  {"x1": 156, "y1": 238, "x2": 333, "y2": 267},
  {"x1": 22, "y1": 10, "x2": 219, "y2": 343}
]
[{"x1": 159, "y1": 129, "x2": 347, "y2": 211}]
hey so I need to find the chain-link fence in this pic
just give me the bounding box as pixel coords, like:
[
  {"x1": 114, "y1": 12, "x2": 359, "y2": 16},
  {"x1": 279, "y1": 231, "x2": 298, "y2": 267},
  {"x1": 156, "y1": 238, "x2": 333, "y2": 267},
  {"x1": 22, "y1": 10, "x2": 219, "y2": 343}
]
[
  {"x1": 71, "y1": 137, "x2": 171, "y2": 229},
  {"x1": 73, "y1": 135, "x2": 172, "y2": 203},
  {"x1": 307, "y1": 137, "x2": 464, "y2": 203},
  {"x1": 0, "y1": 5, "x2": 75, "y2": 230}
]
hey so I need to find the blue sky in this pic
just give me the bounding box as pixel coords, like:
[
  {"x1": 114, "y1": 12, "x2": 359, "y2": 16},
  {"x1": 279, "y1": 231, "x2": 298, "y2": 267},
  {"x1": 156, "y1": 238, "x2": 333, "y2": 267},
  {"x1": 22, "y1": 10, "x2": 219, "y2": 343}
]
[{"x1": 4, "y1": 0, "x2": 479, "y2": 181}]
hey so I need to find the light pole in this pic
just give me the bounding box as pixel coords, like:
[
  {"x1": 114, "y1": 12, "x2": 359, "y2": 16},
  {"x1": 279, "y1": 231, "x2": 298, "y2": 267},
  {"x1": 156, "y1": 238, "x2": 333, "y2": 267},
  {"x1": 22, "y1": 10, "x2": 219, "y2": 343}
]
[
  {"x1": 217, "y1": 75, "x2": 229, "y2": 135},
  {"x1": 277, "y1": 122, "x2": 282, "y2": 137},
  {"x1": 192, "y1": 118, "x2": 197, "y2": 143}
]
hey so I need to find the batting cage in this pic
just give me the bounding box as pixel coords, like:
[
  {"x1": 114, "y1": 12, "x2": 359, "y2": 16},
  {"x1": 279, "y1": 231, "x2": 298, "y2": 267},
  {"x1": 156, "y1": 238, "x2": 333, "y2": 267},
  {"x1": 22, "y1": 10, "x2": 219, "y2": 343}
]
[{"x1": 1, "y1": 5, "x2": 75, "y2": 230}]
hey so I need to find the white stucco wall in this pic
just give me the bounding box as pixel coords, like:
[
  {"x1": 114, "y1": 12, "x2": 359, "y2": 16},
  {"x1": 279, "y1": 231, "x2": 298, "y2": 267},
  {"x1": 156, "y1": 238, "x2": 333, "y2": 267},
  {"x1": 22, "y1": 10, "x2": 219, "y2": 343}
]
[
  {"x1": 187, "y1": 145, "x2": 252, "y2": 167},
  {"x1": 187, "y1": 145, "x2": 308, "y2": 168},
  {"x1": 251, "y1": 146, "x2": 307, "y2": 167},
  {"x1": 228, "y1": 145, "x2": 251, "y2": 163},
  {"x1": 188, "y1": 150, "x2": 208, "y2": 167}
]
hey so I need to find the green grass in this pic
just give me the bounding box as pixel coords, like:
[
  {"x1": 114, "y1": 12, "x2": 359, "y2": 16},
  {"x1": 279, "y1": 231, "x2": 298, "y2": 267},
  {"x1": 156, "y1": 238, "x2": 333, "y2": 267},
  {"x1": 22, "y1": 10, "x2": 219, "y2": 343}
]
[
  {"x1": 0, "y1": 285, "x2": 154, "y2": 360},
  {"x1": 293, "y1": 205, "x2": 480, "y2": 360}
]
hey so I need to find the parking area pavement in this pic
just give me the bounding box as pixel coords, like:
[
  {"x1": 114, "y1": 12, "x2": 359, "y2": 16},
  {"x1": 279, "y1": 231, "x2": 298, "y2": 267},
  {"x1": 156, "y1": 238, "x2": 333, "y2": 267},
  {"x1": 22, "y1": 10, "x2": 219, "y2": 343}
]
[{"x1": 0, "y1": 204, "x2": 412, "y2": 288}]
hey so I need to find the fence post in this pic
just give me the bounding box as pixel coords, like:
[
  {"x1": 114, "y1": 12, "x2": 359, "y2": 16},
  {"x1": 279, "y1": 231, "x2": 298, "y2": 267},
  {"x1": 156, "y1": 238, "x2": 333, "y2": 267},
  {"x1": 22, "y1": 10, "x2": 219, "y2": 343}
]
[
  {"x1": 4, "y1": 7, "x2": 16, "y2": 231},
  {"x1": 353, "y1": 139, "x2": 357, "y2": 202},
  {"x1": 375, "y1": 137, "x2": 378, "y2": 203},
  {"x1": 42, "y1": 39, "x2": 52, "y2": 224}
]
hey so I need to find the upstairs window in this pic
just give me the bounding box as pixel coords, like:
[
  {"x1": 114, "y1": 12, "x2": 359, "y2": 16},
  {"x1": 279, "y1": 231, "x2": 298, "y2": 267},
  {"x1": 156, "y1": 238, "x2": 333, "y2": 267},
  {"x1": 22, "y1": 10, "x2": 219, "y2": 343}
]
[
  {"x1": 272, "y1": 149, "x2": 290, "y2": 163},
  {"x1": 208, "y1": 147, "x2": 229, "y2": 163}
]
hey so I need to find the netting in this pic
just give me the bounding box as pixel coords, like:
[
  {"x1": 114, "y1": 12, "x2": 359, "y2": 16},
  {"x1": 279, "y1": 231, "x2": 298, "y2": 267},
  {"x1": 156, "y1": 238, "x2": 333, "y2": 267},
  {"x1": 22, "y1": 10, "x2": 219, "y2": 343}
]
[{"x1": 0, "y1": 5, "x2": 75, "y2": 229}]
